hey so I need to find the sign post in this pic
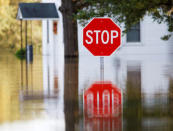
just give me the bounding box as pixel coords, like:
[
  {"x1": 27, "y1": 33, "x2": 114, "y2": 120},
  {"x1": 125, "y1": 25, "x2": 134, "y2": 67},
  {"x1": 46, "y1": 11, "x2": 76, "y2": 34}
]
[
  {"x1": 100, "y1": 56, "x2": 104, "y2": 81},
  {"x1": 83, "y1": 17, "x2": 121, "y2": 82}
]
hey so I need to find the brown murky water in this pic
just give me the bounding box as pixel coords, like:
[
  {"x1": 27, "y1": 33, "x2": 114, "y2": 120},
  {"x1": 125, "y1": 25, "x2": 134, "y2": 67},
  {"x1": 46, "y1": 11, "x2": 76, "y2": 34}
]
[{"x1": 0, "y1": 51, "x2": 173, "y2": 131}]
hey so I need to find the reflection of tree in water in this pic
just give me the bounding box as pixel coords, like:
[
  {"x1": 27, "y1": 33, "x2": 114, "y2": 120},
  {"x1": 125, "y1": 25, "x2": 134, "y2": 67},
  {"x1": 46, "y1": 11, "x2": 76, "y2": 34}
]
[
  {"x1": 64, "y1": 58, "x2": 79, "y2": 131},
  {"x1": 0, "y1": 0, "x2": 41, "y2": 51},
  {"x1": 124, "y1": 64, "x2": 142, "y2": 131},
  {"x1": 168, "y1": 78, "x2": 173, "y2": 117}
]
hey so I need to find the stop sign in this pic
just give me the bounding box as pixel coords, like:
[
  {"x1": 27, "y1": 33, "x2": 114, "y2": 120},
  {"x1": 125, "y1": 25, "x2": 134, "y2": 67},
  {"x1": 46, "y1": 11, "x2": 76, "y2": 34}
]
[{"x1": 83, "y1": 18, "x2": 121, "y2": 56}]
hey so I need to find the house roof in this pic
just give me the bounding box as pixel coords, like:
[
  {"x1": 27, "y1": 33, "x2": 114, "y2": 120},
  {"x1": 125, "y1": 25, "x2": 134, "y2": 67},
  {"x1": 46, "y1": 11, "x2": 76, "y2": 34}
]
[{"x1": 17, "y1": 3, "x2": 59, "y2": 20}]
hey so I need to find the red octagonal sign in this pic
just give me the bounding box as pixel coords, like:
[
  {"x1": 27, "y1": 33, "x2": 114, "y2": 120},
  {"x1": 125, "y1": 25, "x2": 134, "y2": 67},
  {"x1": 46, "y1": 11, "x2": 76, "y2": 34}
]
[{"x1": 83, "y1": 18, "x2": 121, "y2": 56}]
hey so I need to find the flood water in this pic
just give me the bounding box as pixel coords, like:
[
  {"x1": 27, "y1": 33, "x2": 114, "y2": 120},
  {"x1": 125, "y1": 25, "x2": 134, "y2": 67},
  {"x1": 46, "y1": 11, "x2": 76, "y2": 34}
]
[{"x1": 0, "y1": 50, "x2": 173, "y2": 131}]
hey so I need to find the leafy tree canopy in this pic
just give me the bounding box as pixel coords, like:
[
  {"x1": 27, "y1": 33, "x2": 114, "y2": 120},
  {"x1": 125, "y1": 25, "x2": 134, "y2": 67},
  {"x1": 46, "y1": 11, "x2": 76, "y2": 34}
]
[
  {"x1": 0, "y1": 0, "x2": 42, "y2": 51},
  {"x1": 75, "y1": 0, "x2": 173, "y2": 40}
]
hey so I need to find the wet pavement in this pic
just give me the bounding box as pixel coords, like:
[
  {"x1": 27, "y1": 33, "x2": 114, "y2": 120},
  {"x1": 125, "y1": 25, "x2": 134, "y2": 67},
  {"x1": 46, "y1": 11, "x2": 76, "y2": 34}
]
[{"x1": 0, "y1": 50, "x2": 173, "y2": 131}]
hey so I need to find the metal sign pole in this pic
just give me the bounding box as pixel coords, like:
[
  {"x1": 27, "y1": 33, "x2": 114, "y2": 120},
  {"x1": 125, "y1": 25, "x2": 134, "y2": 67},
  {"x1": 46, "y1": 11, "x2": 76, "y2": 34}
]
[
  {"x1": 25, "y1": 21, "x2": 27, "y2": 49},
  {"x1": 20, "y1": 20, "x2": 23, "y2": 49},
  {"x1": 31, "y1": 21, "x2": 32, "y2": 45},
  {"x1": 100, "y1": 56, "x2": 104, "y2": 81}
]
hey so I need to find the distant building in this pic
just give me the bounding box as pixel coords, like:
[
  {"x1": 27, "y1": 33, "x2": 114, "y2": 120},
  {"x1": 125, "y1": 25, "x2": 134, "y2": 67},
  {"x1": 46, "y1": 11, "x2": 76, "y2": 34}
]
[
  {"x1": 17, "y1": 2, "x2": 59, "y2": 56},
  {"x1": 42, "y1": 0, "x2": 60, "y2": 55}
]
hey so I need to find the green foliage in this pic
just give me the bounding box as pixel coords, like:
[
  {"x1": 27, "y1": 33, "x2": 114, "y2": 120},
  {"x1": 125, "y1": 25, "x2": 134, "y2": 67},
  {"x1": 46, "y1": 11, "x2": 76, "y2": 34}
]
[
  {"x1": 161, "y1": 34, "x2": 172, "y2": 40},
  {"x1": 0, "y1": 5, "x2": 20, "y2": 49},
  {"x1": 15, "y1": 48, "x2": 26, "y2": 60},
  {"x1": 75, "y1": 0, "x2": 173, "y2": 40}
]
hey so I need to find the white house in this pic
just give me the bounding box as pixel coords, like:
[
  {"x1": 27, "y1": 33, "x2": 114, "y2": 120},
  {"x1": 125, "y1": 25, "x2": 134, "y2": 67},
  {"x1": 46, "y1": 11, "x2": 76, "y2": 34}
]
[
  {"x1": 114, "y1": 15, "x2": 173, "y2": 110},
  {"x1": 17, "y1": 2, "x2": 60, "y2": 57},
  {"x1": 42, "y1": 0, "x2": 61, "y2": 56}
]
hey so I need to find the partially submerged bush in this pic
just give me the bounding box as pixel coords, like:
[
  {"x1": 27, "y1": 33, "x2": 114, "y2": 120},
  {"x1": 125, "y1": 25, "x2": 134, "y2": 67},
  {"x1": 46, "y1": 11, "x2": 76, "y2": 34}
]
[{"x1": 15, "y1": 48, "x2": 26, "y2": 60}]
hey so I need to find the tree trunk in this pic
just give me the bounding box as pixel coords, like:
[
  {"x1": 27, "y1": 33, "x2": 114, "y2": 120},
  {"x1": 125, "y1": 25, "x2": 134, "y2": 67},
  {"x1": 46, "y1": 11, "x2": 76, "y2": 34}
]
[
  {"x1": 61, "y1": 0, "x2": 78, "y2": 57},
  {"x1": 64, "y1": 58, "x2": 79, "y2": 131}
]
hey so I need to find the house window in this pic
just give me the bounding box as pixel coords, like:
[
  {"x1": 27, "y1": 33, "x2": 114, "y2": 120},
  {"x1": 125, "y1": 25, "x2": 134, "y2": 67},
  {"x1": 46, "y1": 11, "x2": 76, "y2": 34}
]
[
  {"x1": 53, "y1": 21, "x2": 58, "y2": 34},
  {"x1": 127, "y1": 23, "x2": 140, "y2": 42}
]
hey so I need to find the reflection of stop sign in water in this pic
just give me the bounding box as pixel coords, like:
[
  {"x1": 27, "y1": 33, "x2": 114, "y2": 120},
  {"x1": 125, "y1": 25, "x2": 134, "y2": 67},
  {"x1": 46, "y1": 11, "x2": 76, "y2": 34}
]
[
  {"x1": 84, "y1": 81, "x2": 122, "y2": 117},
  {"x1": 83, "y1": 18, "x2": 121, "y2": 56},
  {"x1": 84, "y1": 81, "x2": 122, "y2": 131}
]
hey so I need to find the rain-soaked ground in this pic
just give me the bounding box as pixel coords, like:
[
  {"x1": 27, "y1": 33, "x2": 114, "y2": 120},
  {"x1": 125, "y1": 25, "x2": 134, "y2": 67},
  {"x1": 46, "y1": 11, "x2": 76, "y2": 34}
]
[{"x1": 0, "y1": 49, "x2": 173, "y2": 131}]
